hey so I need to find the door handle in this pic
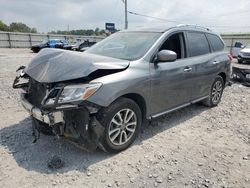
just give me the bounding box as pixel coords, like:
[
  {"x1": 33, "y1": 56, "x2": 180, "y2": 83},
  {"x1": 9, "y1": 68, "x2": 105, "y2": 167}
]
[
  {"x1": 183, "y1": 67, "x2": 192, "y2": 72},
  {"x1": 212, "y1": 61, "x2": 219, "y2": 65}
]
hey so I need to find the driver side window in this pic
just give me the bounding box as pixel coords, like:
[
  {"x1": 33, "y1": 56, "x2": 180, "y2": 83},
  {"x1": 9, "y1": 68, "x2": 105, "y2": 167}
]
[{"x1": 159, "y1": 33, "x2": 186, "y2": 59}]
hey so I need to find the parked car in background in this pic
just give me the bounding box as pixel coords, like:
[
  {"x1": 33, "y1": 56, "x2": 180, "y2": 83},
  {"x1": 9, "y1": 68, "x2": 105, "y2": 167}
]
[
  {"x1": 64, "y1": 40, "x2": 96, "y2": 51},
  {"x1": 63, "y1": 38, "x2": 85, "y2": 51},
  {"x1": 231, "y1": 42, "x2": 244, "y2": 57},
  {"x1": 14, "y1": 25, "x2": 230, "y2": 153},
  {"x1": 63, "y1": 43, "x2": 77, "y2": 51},
  {"x1": 237, "y1": 44, "x2": 250, "y2": 64},
  {"x1": 31, "y1": 39, "x2": 68, "y2": 53},
  {"x1": 78, "y1": 40, "x2": 96, "y2": 51}
]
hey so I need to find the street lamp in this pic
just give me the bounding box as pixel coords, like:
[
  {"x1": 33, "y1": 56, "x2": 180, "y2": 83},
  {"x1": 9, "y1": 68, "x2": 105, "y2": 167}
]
[{"x1": 122, "y1": 0, "x2": 128, "y2": 29}]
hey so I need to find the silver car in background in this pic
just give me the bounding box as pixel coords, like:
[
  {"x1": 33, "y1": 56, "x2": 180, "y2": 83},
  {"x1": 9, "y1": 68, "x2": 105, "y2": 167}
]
[{"x1": 13, "y1": 25, "x2": 231, "y2": 153}]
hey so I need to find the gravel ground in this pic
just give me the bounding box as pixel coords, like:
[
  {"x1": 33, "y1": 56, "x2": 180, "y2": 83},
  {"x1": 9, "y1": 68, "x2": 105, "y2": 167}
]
[{"x1": 0, "y1": 48, "x2": 249, "y2": 188}]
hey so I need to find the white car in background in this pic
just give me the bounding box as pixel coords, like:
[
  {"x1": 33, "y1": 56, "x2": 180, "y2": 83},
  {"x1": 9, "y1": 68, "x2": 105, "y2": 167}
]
[
  {"x1": 238, "y1": 44, "x2": 250, "y2": 64},
  {"x1": 231, "y1": 42, "x2": 244, "y2": 57}
]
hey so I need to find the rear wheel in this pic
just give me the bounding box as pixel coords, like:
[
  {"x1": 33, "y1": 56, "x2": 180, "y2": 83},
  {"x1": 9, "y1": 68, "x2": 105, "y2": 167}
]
[
  {"x1": 202, "y1": 76, "x2": 224, "y2": 107},
  {"x1": 97, "y1": 98, "x2": 142, "y2": 153}
]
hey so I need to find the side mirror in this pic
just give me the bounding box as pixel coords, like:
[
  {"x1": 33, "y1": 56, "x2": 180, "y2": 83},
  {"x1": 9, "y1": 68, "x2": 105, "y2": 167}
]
[
  {"x1": 155, "y1": 50, "x2": 177, "y2": 63},
  {"x1": 241, "y1": 45, "x2": 245, "y2": 49}
]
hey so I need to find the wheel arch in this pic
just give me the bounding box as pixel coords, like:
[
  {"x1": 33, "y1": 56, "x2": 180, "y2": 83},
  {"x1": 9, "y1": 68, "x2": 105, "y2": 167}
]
[
  {"x1": 119, "y1": 93, "x2": 147, "y2": 121},
  {"x1": 218, "y1": 72, "x2": 226, "y2": 85}
]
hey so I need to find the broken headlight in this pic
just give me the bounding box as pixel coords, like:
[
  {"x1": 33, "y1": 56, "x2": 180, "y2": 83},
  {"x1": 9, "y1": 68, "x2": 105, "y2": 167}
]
[
  {"x1": 58, "y1": 83, "x2": 102, "y2": 103},
  {"x1": 46, "y1": 83, "x2": 102, "y2": 105}
]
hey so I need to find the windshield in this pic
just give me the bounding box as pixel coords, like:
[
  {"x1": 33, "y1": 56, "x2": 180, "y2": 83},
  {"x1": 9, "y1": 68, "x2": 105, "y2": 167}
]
[{"x1": 86, "y1": 32, "x2": 161, "y2": 61}]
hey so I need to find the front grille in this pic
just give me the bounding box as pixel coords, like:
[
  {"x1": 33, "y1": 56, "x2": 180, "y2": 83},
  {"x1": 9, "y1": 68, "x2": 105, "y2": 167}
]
[
  {"x1": 242, "y1": 52, "x2": 250, "y2": 56},
  {"x1": 28, "y1": 79, "x2": 48, "y2": 107}
]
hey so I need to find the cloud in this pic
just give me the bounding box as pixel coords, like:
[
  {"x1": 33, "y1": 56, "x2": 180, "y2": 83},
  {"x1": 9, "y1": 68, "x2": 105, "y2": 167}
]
[{"x1": 0, "y1": 0, "x2": 249, "y2": 33}]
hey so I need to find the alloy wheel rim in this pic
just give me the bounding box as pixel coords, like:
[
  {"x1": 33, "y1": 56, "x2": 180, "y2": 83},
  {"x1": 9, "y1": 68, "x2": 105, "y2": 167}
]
[
  {"x1": 212, "y1": 80, "x2": 223, "y2": 104},
  {"x1": 108, "y1": 108, "x2": 137, "y2": 146}
]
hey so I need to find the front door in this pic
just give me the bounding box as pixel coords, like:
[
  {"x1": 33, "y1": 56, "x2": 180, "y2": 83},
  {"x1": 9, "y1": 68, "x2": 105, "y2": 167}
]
[{"x1": 150, "y1": 32, "x2": 195, "y2": 116}]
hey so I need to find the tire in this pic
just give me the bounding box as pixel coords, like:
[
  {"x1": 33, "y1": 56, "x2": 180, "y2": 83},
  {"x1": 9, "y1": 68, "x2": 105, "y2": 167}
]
[
  {"x1": 202, "y1": 76, "x2": 224, "y2": 107},
  {"x1": 97, "y1": 98, "x2": 142, "y2": 153},
  {"x1": 32, "y1": 48, "x2": 40, "y2": 53},
  {"x1": 32, "y1": 117, "x2": 54, "y2": 135}
]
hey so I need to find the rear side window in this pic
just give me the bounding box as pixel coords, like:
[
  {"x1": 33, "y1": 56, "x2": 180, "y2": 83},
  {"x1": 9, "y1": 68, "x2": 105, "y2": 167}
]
[
  {"x1": 206, "y1": 34, "x2": 224, "y2": 52},
  {"x1": 186, "y1": 32, "x2": 210, "y2": 57}
]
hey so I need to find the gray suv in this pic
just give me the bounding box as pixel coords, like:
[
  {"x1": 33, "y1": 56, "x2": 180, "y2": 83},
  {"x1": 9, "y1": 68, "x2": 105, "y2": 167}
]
[{"x1": 13, "y1": 25, "x2": 230, "y2": 153}]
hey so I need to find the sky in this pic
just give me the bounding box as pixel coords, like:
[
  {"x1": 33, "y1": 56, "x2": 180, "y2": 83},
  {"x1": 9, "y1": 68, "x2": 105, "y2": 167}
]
[{"x1": 0, "y1": 0, "x2": 250, "y2": 33}]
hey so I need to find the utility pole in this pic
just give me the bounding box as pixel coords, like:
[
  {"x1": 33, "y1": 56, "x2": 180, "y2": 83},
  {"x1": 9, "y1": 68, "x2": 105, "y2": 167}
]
[{"x1": 124, "y1": 0, "x2": 128, "y2": 29}]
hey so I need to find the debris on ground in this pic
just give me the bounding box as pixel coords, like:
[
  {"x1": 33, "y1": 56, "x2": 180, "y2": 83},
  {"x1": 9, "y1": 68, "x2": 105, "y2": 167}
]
[{"x1": 47, "y1": 155, "x2": 64, "y2": 170}]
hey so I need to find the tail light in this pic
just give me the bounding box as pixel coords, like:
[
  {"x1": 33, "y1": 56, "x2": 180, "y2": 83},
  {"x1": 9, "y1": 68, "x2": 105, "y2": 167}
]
[{"x1": 228, "y1": 53, "x2": 233, "y2": 61}]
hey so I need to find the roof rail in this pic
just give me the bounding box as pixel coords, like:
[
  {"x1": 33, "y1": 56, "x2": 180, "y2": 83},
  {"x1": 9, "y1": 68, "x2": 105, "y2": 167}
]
[{"x1": 177, "y1": 24, "x2": 211, "y2": 31}]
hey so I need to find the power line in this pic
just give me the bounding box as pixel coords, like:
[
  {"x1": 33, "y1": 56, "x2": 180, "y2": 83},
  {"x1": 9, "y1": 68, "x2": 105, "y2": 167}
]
[
  {"x1": 128, "y1": 10, "x2": 250, "y2": 29},
  {"x1": 213, "y1": 9, "x2": 250, "y2": 17},
  {"x1": 128, "y1": 0, "x2": 250, "y2": 28},
  {"x1": 144, "y1": 0, "x2": 250, "y2": 20},
  {"x1": 208, "y1": 25, "x2": 250, "y2": 28},
  {"x1": 128, "y1": 11, "x2": 182, "y2": 24}
]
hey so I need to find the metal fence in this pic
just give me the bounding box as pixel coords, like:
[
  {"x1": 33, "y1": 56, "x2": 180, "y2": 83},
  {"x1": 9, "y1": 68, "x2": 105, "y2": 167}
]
[
  {"x1": 0, "y1": 31, "x2": 105, "y2": 48},
  {"x1": 1, "y1": 31, "x2": 250, "y2": 52},
  {"x1": 221, "y1": 34, "x2": 250, "y2": 52}
]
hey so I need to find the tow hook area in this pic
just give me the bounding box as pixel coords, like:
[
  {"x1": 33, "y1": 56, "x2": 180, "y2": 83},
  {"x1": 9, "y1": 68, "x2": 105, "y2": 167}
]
[
  {"x1": 65, "y1": 115, "x2": 105, "y2": 152},
  {"x1": 89, "y1": 116, "x2": 105, "y2": 151},
  {"x1": 32, "y1": 109, "x2": 105, "y2": 151},
  {"x1": 46, "y1": 109, "x2": 105, "y2": 152}
]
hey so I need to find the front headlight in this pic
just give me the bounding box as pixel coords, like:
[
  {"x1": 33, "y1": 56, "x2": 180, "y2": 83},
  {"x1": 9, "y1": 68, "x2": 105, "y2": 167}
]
[{"x1": 58, "y1": 83, "x2": 102, "y2": 103}]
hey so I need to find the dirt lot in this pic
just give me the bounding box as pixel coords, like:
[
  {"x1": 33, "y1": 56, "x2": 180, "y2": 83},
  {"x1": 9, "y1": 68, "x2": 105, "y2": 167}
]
[{"x1": 0, "y1": 48, "x2": 249, "y2": 188}]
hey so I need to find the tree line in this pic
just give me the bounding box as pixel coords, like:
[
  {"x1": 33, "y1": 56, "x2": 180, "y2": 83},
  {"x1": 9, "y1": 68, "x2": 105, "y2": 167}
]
[
  {"x1": 49, "y1": 28, "x2": 108, "y2": 36},
  {"x1": 0, "y1": 21, "x2": 37, "y2": 33},
  {"x1": 0, "y1": 20, "x2": 110, "y2": 36}
]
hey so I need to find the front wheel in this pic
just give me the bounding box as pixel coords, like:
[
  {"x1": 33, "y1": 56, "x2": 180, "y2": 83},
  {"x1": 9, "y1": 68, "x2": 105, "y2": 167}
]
[
  {"x1": 97, "y1": 98, "x2": 142, "y2": 153},
  {"x1": 32, "y1": 47, "x2": 40, "y2": 53},
  {"x1": 202, "y1": 76, "x2": 224, "y2": 107}
]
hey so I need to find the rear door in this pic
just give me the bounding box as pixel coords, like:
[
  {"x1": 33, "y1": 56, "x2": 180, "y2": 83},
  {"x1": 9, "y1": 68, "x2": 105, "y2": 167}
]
[
  {"x1": 206, "y1": 33, "x2": 227, "y2": 82},
  {"x1": 185, "y1": 31, "x2": 215, "y2": 100}
]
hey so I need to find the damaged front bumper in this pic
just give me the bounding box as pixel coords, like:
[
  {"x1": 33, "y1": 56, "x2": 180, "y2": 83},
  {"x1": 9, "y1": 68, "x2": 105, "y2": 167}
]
[
  {"x1": 21, "y1": 93, "x2": 64, "y2": 125},
  {"x1": 13, "y1": 66, "x2": 106, "y2": 151},
  {"x1": 232, "y1": 66, "x2": 250, "y2": 87},
  {"x1": 21, "y1": 92, "x2": 105, "y2": 151}
]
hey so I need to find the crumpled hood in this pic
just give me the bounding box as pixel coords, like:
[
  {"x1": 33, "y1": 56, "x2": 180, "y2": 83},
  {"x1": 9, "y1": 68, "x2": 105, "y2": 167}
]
[{"x1": 25, "y1": 48, "x2": 129, "y2": 83}]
